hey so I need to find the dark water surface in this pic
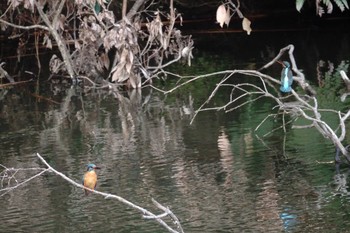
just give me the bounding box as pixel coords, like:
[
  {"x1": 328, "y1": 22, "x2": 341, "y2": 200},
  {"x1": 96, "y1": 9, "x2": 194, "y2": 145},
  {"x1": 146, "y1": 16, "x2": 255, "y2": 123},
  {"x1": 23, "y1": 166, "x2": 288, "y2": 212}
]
[{"x1": 1, "y1": 31, "x2": 350, "y2": 232}]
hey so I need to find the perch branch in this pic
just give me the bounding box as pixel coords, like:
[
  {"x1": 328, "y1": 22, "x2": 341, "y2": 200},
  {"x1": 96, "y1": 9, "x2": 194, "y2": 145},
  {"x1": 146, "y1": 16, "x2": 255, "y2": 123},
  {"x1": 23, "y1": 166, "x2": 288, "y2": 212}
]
[
  {"x1": 35, "y1": 153, "x2": 184, "y2": 233},
  {"x1": 259, "y1": 44, "x2": 317, "y2": 96},
  {"x1": 153, "y1": 44, "x2": 349, "y2": 161}
]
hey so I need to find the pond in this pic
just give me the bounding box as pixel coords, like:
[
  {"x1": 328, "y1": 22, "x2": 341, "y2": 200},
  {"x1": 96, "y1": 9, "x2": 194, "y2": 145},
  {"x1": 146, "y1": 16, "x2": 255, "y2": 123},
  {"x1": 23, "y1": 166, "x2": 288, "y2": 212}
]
[{"x1": 1, "y1": 30, "x2": 350, "y2": 232}]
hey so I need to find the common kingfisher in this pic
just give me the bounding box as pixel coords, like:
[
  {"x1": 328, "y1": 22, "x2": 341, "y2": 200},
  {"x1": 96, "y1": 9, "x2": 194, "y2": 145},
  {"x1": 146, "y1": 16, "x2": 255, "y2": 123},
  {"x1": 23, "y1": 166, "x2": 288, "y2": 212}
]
[
  {"x1": 278, "y1": 61, "x2": 293, "y2": 93},
  {"x1": 83, "y1": 164, "x2": 100, "y2": 195}
]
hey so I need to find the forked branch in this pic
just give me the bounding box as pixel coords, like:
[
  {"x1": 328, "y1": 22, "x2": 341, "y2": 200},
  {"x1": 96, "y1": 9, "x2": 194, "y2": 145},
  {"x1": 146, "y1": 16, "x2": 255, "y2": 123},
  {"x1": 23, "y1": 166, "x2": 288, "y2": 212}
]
[{"x1": 153, "y1": 44, "x2": 350, "y2": 161}]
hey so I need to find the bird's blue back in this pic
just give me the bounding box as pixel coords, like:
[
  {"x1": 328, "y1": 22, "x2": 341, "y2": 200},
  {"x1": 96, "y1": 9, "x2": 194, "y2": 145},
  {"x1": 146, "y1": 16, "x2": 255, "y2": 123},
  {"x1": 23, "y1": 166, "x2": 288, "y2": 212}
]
[{"x1": 280, "y1": 62, "x2": 293, "y2": 93}]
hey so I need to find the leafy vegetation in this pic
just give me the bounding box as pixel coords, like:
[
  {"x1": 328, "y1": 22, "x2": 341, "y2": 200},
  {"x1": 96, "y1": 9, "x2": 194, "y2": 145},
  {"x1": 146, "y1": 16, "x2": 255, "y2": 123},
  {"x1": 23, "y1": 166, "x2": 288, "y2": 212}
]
[{"x1": 296, "y1": 0, "x2": 349, "y2": 16}]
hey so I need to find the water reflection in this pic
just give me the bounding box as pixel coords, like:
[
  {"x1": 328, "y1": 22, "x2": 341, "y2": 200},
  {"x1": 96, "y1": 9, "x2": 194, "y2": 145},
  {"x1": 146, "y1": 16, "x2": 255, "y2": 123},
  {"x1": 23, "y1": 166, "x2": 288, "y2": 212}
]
[{"x1": 1, "y1": 65, "x2": 350, "y2": 232}]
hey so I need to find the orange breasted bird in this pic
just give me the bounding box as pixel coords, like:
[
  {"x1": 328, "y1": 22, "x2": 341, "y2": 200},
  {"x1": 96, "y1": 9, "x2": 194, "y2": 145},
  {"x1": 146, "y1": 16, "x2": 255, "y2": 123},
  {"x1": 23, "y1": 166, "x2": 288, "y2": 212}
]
[{"x1": 83, "y1": 163, "x2": 100, "y2": 195}]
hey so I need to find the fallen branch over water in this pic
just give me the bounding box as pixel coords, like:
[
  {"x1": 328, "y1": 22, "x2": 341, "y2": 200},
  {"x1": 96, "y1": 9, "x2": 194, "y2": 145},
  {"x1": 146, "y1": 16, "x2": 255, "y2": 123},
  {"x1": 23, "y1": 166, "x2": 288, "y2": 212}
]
[
  {"x1": 151, "y1": 44, "x2": 350, "y2": 161},
  {"x1": 0, "y1": 153, "x2": 184, "y2": 233}
]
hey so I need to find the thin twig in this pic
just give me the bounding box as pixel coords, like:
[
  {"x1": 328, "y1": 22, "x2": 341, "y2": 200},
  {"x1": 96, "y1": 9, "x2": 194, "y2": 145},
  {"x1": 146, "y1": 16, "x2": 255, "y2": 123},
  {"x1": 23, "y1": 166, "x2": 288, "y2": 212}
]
[{"x1": 0, "y1": 168, "x2": 48, "y2": 197}]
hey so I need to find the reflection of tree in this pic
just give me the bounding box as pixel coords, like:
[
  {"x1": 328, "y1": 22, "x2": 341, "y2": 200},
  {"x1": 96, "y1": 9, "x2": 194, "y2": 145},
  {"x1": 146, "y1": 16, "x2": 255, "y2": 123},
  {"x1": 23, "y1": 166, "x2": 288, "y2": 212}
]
[
  {"x1": 219, "y1": 128, "x2": 283, "y2": 231},
  {"x1": 256, "y1": 179, "x2": 283, "y2": 231},
  {"x1": 1, "y1": 88, "x2": 196, "y2": 232}
]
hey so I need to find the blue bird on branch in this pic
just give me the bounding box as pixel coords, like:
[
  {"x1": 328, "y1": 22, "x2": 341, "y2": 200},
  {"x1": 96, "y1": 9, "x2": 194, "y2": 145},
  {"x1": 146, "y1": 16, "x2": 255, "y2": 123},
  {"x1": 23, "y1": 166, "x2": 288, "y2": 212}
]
[{"x1": 278, "y1": 61, "x2": 293, "y2": 93}]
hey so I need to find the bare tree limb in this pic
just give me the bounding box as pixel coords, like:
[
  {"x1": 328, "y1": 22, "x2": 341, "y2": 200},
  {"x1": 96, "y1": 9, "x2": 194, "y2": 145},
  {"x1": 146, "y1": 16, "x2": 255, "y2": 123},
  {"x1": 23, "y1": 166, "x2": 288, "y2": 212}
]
[
  {"x1": 152, "y1": 44, "x2": 350, "y2": 161},
  {"x1": 259, "y1": 44, "x2": 317, "y2": 96},
  {"x1": 1, "y1": 152, "x2": 184, "y2": 232},
  {"x1": 0, "y1": 166, "x2": 48, "y2": 197},
  {"x1": 35, "y1": 153, "x2": 184, "y2": 233},
  {"x1": 127, "y1": 0, "x2": 145, "y2": 20},
  {"x1": 34, "y1": 0, "x2": 76, "y2": 79},
  {"x1": 0, "y1": 18, "x2": 48, "y2": 30},
  {"x1": 0, "y1": 62, "x2": 15, "y2": 83},
  {"x1": 340, "y1": 70, "x2": 350, "y2": 91}
]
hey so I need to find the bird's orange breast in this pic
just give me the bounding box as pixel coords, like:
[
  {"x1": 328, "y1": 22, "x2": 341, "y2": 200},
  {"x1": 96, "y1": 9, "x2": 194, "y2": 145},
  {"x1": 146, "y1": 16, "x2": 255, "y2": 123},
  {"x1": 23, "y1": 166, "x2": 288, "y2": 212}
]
[{"x1": 84, "y1": 171, "x2": 97, "y2": 190}]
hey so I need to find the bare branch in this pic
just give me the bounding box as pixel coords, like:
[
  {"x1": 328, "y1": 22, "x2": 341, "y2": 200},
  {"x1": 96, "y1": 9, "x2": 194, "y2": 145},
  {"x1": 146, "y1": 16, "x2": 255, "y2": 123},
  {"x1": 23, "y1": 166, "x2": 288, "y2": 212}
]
[
  {"x1": 35, "y1": 153, "x2": 184, "y2": 233},
  {"x1": 259, "y1": 44, "x2": 317, "y2": 96},
  {"x1": 0, "y1": 166, "x2": 48, "y2": 197},
  {"x1": 34, "y1": 1, "x2": 76, "y2": 78},
  {"x1": 127, "y1": 0, "x2": 146, "y2": 20},
  {"x1": 0, "y1": 18, "x2": 49, "y2": 30},
  {"x1": 0, "y1": 62, "x2": 14, "y2": 83},
  {"x1": 153, "y1": 44, "x2": 350, "y2": 161},
  {"x1": 340, "y1": 70, "x2": 350, "y2": 91}
]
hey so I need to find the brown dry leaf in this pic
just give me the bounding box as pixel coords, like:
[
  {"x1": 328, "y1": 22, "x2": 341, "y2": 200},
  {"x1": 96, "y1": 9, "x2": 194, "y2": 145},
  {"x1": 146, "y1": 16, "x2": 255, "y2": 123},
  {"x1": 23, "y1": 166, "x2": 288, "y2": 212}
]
[
  {"x1": 216, "y1": 4, "x2": 230, "y2": 28},
  {"x1": 111, "y1": 68, "x2": 119, "y2": 82},
  {"x1": 119, "y1": 48, "x2": 128, "y2": 65},
  {"x1": 111, "y1": 64, "x2": 127, "y2": 82},
  {"x1": 59, "y1": 14, "x2": 66, "y2": 31},
  {"x1": 242, "y1": 17, "x2": 252, "y2": 35},
  {"x1": 100, "y1": 53, "x2": 110, "y2": 69},
  {"x1": 216, "y1": 4, "x2": 228, "y2": 28},
  {"x1": 125, "y1": 60, "x2": 132, "y2": 74},
  {"x1": 43, "y1": 34, "x2": 52, "y2": 49}
]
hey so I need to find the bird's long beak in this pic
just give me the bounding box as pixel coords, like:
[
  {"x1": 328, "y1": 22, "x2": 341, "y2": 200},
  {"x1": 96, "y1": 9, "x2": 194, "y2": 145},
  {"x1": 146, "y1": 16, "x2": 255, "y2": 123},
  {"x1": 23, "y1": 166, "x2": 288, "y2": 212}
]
[
  {"x1": 94, "y1": 166, "x2": 101, "y2": 169},
  {"x1": 277, "y1": 60, "x2": 284, "y2": 66}
]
